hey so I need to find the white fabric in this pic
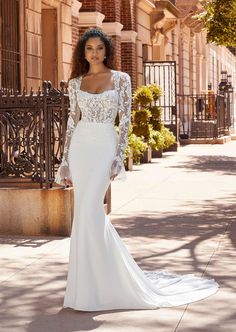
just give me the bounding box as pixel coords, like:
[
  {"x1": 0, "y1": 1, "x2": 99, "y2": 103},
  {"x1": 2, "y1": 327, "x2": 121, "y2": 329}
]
[
  {"x1": 55, "y1": 70, "x2": 130, "y2": 184},
  {"x1": 56, "y1": 70, "x2": 219, "y2": 311}
]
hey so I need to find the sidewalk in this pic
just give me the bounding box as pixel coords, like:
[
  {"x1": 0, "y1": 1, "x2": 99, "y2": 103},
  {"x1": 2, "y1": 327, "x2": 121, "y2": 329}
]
[{"x1": 0, "y1": 142, "x2": 236, "y2": 332}]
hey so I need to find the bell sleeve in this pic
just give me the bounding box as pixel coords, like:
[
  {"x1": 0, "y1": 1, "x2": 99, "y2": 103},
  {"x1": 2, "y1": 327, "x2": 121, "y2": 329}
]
[
  {"x1": 110, "y1": 72, "x2": 132, "y2": 180},
  {"x1": 55, "y1": 78, "x2": 80, "y2": 185}
]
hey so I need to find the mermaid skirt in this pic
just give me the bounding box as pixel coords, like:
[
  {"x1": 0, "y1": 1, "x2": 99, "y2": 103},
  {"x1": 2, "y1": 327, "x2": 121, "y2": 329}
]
[{"x1": 63, "y1": 121, "x2": 218, "y2": 311}]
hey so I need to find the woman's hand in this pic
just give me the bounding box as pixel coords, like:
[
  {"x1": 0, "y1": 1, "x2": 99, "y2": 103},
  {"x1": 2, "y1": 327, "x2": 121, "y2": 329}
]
[
  {"x1": 110, "y1": 158, "x2": 122, "y2": 181},
  {"x1": 63, "y1": 177, "x2": 73, "y2": 187},
  {"x1": 110, "y1": 173, "x2": 117, "y2": 181}
]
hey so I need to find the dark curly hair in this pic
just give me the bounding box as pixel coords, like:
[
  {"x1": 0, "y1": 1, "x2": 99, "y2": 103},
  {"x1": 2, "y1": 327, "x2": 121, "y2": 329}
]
[{"x1": 70, "y1": 28, "x2": 115, "y2": 79}]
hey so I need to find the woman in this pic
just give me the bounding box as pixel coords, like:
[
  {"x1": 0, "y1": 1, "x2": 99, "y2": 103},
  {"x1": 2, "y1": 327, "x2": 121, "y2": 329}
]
[{"x1": 55, "y1": 28, "x2": 218, "y2": 311}]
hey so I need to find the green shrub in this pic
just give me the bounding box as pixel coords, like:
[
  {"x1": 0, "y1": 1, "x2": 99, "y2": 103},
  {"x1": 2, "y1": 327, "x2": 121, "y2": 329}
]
[
  {"x1": 133, "y1": 86, "x2": 153, "y2": 106},
  {"x1": 132, "y1": 109, "x2": 152, "y2": 142},
  {"x1": 147, "y1": 84, "x2": 163, "y2": 101},
  {"x1": 127, "y1": 133, "x2": 148, "y2": 164},
  {"x1": 131, "y1": 83, "x2": 175, "y2": 159},
  {"x1": 161, "y1": 127, "x2": 176, "y2": 149},
  {"x1": 149, "y1": 129, "x2": 165, "y2": 151},
  {"x1": 149, "y1": 105, "x2": 163, "y2": 131}
]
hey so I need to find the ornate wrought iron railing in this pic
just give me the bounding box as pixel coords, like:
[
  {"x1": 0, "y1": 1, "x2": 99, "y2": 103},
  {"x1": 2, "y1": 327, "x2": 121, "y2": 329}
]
[{"x1": 0, "y1": 81, "x2": 69, "y2": 188}]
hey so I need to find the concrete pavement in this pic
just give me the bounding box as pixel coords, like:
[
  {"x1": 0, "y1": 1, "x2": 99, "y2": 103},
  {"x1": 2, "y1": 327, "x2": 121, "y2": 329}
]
[{"x1": 0, "y1": 141, "x2": 236, "y2": 332}]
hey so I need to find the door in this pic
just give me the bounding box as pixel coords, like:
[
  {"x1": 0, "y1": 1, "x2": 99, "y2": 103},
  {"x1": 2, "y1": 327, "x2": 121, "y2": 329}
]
[{"x1": 42, "y1": 8, "x2": 58, "y2": 86}]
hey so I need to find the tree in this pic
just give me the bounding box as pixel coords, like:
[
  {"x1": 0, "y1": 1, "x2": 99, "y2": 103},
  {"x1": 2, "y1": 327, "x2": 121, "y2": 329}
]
[{"x1": 198, "y1": 0, "x2": 236, "y2": 47}]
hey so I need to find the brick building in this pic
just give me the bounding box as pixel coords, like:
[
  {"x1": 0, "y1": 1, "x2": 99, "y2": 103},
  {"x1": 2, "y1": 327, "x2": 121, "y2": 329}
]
[{"x1": 0, "y1": 0, "x2": 235, "y2": 96}]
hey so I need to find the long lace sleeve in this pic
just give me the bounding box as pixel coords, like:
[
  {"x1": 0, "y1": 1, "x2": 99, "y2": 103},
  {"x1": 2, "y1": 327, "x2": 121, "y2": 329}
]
[
  {"x1": 110, "y1": 72, "x2": 131, "y2": 179},
  {"x1": 55, "y1": 78, "x2": 80, "y2": 185}
]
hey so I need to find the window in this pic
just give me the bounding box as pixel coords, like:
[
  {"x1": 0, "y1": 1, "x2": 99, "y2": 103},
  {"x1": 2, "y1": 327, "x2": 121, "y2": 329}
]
[{"x1": 0, "y1": 0, "x2": 20, "y2": 90}]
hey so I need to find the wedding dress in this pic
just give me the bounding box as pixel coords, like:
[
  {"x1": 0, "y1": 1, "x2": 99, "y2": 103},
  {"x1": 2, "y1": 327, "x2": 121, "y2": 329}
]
[{"x1": 55, "y1": 70, "x2": 218, "y2": 311}]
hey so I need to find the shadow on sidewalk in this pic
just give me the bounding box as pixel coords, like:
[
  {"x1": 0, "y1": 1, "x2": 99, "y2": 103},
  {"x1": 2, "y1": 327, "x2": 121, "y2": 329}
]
[
  {"x1": 112, "y1": 194, "x2": 236, "y2": 287},
  {"x1": 1, "y1": 195, "x2": 235, "y2": 331},
  {"x1": 0, "y1": 235, "x2": 65, "y2": 247},
  {"x1": 26, "y1": 308, "x2": 103, "y2": 332},
  {"x1": 26, "y1": 307, "x2": 144, "y2": 332},
  {"x1": 167, "y1": 155, "x2": 236, "y2": 176}
]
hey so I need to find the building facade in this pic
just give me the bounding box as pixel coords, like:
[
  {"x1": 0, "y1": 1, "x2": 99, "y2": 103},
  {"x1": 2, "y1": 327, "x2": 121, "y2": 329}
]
[{"x1": 0, "y1": 0, "x2": 235, "y2": 98}]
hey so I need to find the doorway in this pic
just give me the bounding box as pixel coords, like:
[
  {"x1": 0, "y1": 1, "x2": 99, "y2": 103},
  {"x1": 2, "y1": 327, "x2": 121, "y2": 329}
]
[{"x1": 42, "y1": 8, "x2": 58, "y2": 86}]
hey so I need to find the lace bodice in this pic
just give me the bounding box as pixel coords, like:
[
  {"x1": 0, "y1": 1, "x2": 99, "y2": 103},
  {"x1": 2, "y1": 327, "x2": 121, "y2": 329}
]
[
  {"x1": 78, "y1": 89, "x2": 118, "y2": 123},
  {"x1": 55, "y1": 70, "x2": 132, "y2": 184}
]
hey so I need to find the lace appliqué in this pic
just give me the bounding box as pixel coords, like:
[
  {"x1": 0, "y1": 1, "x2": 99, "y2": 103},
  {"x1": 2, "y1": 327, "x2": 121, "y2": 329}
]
[
  {"x1": 55, "y1": 71, "x2": 132, "y2": 184},
  {"x1": 110, "y1": 72, "x2": 132, "y2": 180},
  {"x1": 78, "y1": 89, "x2": 118, "y2": 123},
  {"x1": 55, "y1": 78, "x2": 81, "y2": 185}
]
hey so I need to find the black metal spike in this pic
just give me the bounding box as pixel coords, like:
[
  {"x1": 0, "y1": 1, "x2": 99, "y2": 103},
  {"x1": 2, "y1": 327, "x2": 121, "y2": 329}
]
[
  {"x1": 60, "y1": 80, "x2": 65, "y2": 91},
  {"x1": 37, "y1": 86, "x2": 41, "y2": 96},
  {"x1": 47, "y1": 81, "x2": 52, "y2": 91},
  {"x1": 42, "y1": 81, "x2": 48, "y2": 94},
  {"x1": 22, "y1": 87, "x2": 27, "y2": 96}
]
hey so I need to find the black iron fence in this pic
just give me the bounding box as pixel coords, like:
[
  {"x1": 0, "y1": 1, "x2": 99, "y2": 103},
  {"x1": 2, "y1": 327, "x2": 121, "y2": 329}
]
[
  {"x1": 178, "y1": 93, "x2": 232, "y2": 139},
  {"x1": 0, "y1": 81, "x2": 69, "y2": 188},
  {"x1": 143, "y1": 61, "x2": 178, "y2": 139}
]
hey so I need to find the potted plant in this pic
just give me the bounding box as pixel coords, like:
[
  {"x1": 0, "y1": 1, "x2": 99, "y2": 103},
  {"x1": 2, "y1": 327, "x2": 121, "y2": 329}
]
[
  {"x1": 131, "y1": 83, "x2": 176, "y2": 161},
  {"x1": 149, "y1": 105, "x2": 164, "y2": 157},
  {"x1": 132, "y1": 86, "x2": 153, "y2": 163},
  {"x1": 125, "y1": 131, "x2": 147, "y2": 166},
  {"x1": 161, "y1": 126, "x2": 176, "y2": 151}
]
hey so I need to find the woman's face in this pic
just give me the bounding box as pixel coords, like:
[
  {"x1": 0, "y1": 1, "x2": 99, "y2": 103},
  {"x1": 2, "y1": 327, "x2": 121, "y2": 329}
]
[{"x1": 84, "y1": 37, "x2": 106, "y2": 65}]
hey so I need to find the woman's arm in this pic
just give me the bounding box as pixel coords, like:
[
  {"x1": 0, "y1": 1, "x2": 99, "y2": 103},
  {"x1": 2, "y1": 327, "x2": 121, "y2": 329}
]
[
  {"x1": 55, "y1": 78, "x2": 80, "y2": 185},
  {"x1": 110, "y1": 72, "x2": 132, "y2": 180}
]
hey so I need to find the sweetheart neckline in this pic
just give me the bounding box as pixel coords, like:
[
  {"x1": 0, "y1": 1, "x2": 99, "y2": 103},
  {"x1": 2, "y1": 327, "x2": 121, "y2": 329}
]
[{"x1": 79, "y1": 89, "x2": 117, "y2": 95}]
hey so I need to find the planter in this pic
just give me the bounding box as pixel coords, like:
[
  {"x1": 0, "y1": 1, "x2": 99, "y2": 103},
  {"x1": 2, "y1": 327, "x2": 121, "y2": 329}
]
[
  {"x1": 140, "y1": 146, "x2": 152, "y2": 163},
  {"x1": 163, "y1": 142, "x2": 179, "y2": 152},
  {"x1": 125, "y1": 149, "x2": 133, "y2": 171},
  {"x1": 0, "y1": 185, "x2": 112, "y2": 236},
  {"x1": 152, "y1": 148, "x2": 163, "y2": 158}
]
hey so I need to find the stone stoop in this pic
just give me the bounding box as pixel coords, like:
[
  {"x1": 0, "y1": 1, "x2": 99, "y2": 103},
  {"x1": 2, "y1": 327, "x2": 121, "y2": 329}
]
[
  {"x1": 0, "y1": 186, "x2": 111, "y2": 237},
  {"x1": 180, "y1": 135, "x2": 233, "y2": 145},
  {"x1": 0, "y1": 187, "x2": 74, "y2": 237},
  {"x1": 229, "y1": 128, "x2": 236, "y2": 140}
]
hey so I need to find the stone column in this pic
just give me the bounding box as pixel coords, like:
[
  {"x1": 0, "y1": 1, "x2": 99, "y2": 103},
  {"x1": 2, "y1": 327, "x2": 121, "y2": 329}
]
[
  {"x1": 71, "y1": 1, "x2": 82, "y2": 49},
  {"x1": 78, "y1": 0, "x2": 104, "y2": 37},
  {"x1": 77, "y1": 11, "x2": 105, "y2": 36},
  {"x1": 102, "y1": 22, "x2": 123, "y2": 70},
  {"x1": 121, "y1": 31, "x2": 138, "y2": 89},
  {"x1": 120, "y1": 0, "x2": 137, "y2": 88},
  {"x1": 102, "y1": 0, "x2": 122, "y2": 70}
]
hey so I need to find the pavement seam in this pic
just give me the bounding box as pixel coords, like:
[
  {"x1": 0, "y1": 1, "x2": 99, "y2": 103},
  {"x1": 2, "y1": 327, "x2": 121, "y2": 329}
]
[
  {"x1": 0, "y1": 239, "x2": 68, "y2": 284},
  {"x1": 111, "y1": 170, "x2": 177, "y2": 215},
  {"x1": 173, "y1": 219, "x2": 231, "y2": 331}
]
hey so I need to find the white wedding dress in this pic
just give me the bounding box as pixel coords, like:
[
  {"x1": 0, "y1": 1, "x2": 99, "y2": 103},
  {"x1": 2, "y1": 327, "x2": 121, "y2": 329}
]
[{"x1": 55, "y1": 70, "x2": 219, "y2": 311}]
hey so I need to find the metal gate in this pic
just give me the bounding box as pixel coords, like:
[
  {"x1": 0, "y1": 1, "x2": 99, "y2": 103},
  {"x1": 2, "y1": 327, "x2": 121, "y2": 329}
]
[
  {"x1": 178, "y1": 93, "x2": 231, "y2": 139},
  {"x1": 143, "y1": 61, "x2": 178, "y2": 140}
]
